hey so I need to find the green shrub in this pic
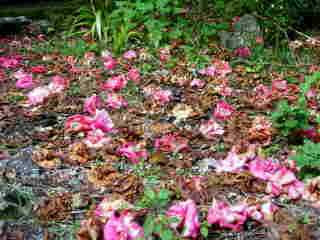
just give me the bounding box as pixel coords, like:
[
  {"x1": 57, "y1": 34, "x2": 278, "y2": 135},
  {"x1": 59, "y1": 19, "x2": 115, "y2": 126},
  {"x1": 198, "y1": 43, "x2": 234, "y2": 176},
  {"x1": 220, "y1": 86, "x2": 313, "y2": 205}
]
[{"x1": 292, "y1": 140, "x2": 320, "y2": 178}]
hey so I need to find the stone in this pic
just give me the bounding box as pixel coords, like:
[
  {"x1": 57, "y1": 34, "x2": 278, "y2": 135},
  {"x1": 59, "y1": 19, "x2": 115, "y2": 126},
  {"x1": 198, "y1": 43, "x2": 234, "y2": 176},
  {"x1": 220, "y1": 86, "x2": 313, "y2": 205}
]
[
  {"x1": 0, "y1": 16, "x2": 32, "y2": 34},
  {"x1": 219, "y1": 14, "x2": 262, "y2": 49}
]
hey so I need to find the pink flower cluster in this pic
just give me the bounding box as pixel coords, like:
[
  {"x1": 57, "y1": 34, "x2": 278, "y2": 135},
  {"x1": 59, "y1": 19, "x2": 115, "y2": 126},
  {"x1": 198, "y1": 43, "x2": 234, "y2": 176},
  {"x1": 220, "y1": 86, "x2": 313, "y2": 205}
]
[
  {"x1": 207, "y1": 198, "x2": 278, "y2": 231},
  {"x1": 213, "y1": 100, "x2": 235, "y2": 121},
  {"x1": 104, "y1": 212, "x2": 144, "y2": 240},
  {"x1": 214, "y1": 151, "x2": 305, "y2": 200},
  {"x1": 102, "y1": 75, "x2": 128, "y2": 92},
  {"x1": 95, "y1": 198, "x2": 143, "y2": 240},
  {"x1": 234, "y1": 47, "x2": 251, "y2": 58},
  {"x1": 14, "y1": 70, "x2": 34, "y2": 89},
  {"x1": 199, "y1": 60, "x2": 232, "y2": 78},
  {"x1": 154, "y1": 133, "x2": 189, "y2": 153},
  {"x1": 26, "y1": 75, "x2": 68, "y2": 106},
  {"x1": 199, "y1": 119, "x2": 224, "y2": 139},
  {"x1": 106, "y1": 93, "x2": 128, "y2": 110},
  {"x1": 166, "y1": 199, "x2": 200, "y2": 238},
  {"x1": 117, "y1": 142, "x2": 148, "y2": 164},
  {"x1": 0, "y1": 55, "x2": 22, "y2": 69}
]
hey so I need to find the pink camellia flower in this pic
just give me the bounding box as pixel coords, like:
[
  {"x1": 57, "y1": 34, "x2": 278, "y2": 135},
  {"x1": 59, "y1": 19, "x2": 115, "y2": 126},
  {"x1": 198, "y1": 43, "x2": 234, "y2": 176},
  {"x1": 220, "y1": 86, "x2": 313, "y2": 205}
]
[
  {"x1": 199, "y1": 66, "x2": 216, "y2": 77},
  {"x1": 84, "y1": 94, "x2": 102, "y2": 115},
  {"x1": 213, "y1": 100, "x2": 235, "y2": 121},
  {"x1": 151, "y1": 89, "x2": 172, "y2": 105},
  {"x1": 190, "y1": 79, "x2": 205, "y2": 88},
  {"x1": 95, "y1": 198, "x2": 134, "y2": 220},
  {"x1": 102, "y1": 75, "x2": 128, "y2": 92},
  {"x1": 123, "y1": 50, "x2": 137, "y2": 60},
  {"x1": 104, "y1": 211, "x2": 144, "y2": 240},
  {"x1": 90, "y1": 110, "x2": 114, "y2": 133},
  {"x1": 207, "y1": 198, "x2": 248, "y2": 232},
  {"x1": 127, "y1": 68, "x2": 140, "y2": 84},
  {"x1": 30, "y1": 65, "x2": 47, "y2": 74},
  {"x1": 199, "y1": 119, "x2": 224, "y2": 139},
  {"x1": 48, "y1": 75, "x2": 69, "y2": 93},
  {"x1": 104, "y1": 57, "x2": 118, "y2": 70},
  {"x1": 166, "y1": 199, "x2": 200, "y2": 239},
  {"x1": 15, "y1": 72, "x2": 34, "y2": 89},
  {"x1": 266, "y1": 167, "x2": 305, "y2": 200},
  {"x1": 234, "y1": 47, "x2": 251, "y2": 58},
  {"x1": 248, "y1": 158, "x2": 279, "y2": 180},
  {"x1": 0, "y1": 55, "x2": 21, "y2": 69},
  {"x1": 247, "y1": 200, "x2": 278, "y2": 222},
  {"x1": 84, "y1": 52, "x2": 96, "y2": 65},
  {"x1": 154, "y1": 133, "x2": 189, "y2": 153},
  {"x1": 84, "y1": 129, "x2": 111, "y2": 149},
  {"x1": 215, "y1": 151, "x2": 246, "y2": 173},
  {"x1": 117, "y1": 142, "x2": 148, "y2": 164},
  {"x1": 65, "y1": 114, "x2": 93, "y2": 133},
  {"x1": 213, "y1": 60, "x2": 232, "y2": 78},
  {"x1": 214, "y1": 83, "x2": 233, "y2": 97},
  {"x1": 27, "y1": 86, "x2": 51, "y2": 106},
  {"x1": 272, "y1": 79, "x2": 288, "y2": 92},
  {"x1": 106, "y1": 93, "x2": 128, "y2": 110},
  {"x1": 159, "y1": 47, "x2": 170, "y2": 62}
]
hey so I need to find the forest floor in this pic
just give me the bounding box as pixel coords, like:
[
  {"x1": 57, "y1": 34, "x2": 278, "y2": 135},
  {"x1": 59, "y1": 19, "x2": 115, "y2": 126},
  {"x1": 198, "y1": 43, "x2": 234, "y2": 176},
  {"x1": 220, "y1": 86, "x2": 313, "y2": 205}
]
[{"x1": 0, "y1": 23, "x2": 320, "y2": 240}]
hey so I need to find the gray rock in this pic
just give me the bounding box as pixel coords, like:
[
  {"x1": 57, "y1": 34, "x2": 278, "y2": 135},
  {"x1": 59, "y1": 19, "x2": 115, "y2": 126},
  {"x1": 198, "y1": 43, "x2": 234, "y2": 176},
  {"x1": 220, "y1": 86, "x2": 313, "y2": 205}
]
[
  {"x1": 0, "y1": 147, "x2": 40, "y2": 178},
  {"x1": 0, "y1": 16, "x2": 32, "y2": 34},
  {"x1": 219, "y1": 14, "x2": 262, "y2": 49}
]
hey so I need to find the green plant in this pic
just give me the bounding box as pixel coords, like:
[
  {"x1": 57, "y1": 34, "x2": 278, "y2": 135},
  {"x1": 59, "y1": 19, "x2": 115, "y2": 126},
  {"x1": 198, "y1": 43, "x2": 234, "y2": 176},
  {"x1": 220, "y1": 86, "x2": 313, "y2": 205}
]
[
  {"x1": 272, "y1": 100, "x2": 309, "y2": 137},
  {"x1": 143, "y1": 214, "x2": 179, "y2": 240},
  {"x1": 137, "y1": 188, "x2": 171, "y2": 210},
  {"x1": 291, "y1": 140, "x2": 320, "y2": 178}
]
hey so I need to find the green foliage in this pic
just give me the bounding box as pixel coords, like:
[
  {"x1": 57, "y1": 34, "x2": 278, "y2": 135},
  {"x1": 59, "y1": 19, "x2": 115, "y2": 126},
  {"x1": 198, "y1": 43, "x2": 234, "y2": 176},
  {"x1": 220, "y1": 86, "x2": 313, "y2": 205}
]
[
  {"x1": 137, "y1": 188, "x2": 171, "y2": 210},
  {"x1": 271, "y1": 100, "x2": 309, "y2": 137},
  {"x1": 272, "y1": 71, "x2": 320, "y2": 137},
  {"x1": 143, "y1": 214, "x2": 179, "y2": 240},
  {"x1": 292, "y1": 140, "x2": 320, "y2": 178}
]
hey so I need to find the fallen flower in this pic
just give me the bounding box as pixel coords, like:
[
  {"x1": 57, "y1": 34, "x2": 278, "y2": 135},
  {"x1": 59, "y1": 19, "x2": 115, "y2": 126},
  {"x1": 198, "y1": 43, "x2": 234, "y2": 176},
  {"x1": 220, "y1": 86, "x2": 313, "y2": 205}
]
[
  {"x1": 117, "y1": 142, "x2": 148, "y2": 164},
  {"x1": 0, "y1": 55, "x2": 21, "y2": 69},
  {"x1": 31, "y1": 65, "x2": 47, "y2": 74},
  {"x1": 84, "y1": 129, "x2": 111, "y2": 149},
  {"x1": 102, "y1": 75, "x2": 128, "y2": 92},
  {"x1": 48, "y1": 75, "x2": 69, "y2": 93},
  {"x1": 91, "y1": 110, "x2": 114, "y2": 133},
  {"x1": 213, "y1": 100, "x2": 235, "y2": 121},
  {"x1": 123, "y1": 50, "x2": 137, "y2": 60},
  {"x1": 15, "y1": 72, "x2": 34, "y2": 89},
  {"x1": 95, "y1": 198, "x2": 133, "y2": 220},
  {"x1": 199, "y1": 119, "x2": 224, "y2": 139},
  {"x1": 151, "y1": 89, "x2": 172, "y2": 105},
  {"x1": 106, "y1": 93, "x2": 128, "y2": 110},
  {"x1": 27, "y1": 86, "x2": 51, "y2": 106},
  {"x1": 154, "y1": 133, "x2": 189, "y2": 153},
  {"x1": 207, "y1": 198, "x2": 248, "y2": 232},
  {"x1": 234, "y1": 47, "x2": 251, "y2": 58},
  {"x1": 104, "y1": 57, "x2": 118, "y2": 70},
  {"x1": 65, "y1": 114, "x2": 93, "y2": 133},
  {"x1": 84, "y1": 94, "x2": 103, "y2": 115},
  {"x1": 190, "y1": 78, "x2": 205, "y2": 88},
  {"x1": 166, "y1": 199, "x2": 200, "y2": 238},
  {"x1": 127, "y1": 68, "x2": 140, "y2": 84},
  {"x1": 103, "y1": 211, "x2": 144, "y2": 240},
  {"x1": 215, "y1": 151, "x2": 246, "y2": 173},
  {"x1": 213, "y1": 60, "x2": 232, "y2": 78}
]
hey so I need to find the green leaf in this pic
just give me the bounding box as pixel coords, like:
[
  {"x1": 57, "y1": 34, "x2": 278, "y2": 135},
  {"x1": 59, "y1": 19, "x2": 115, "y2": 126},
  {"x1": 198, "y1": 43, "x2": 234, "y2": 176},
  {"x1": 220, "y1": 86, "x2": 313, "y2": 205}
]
[
  {"x1": 200, "y1": 225, "x2": 209, "y2": 238},
  {"x1": 143, "y1": 215, "x2": 155, "y2": 236},
  {"x1": 160, "y1": 229, "x2": 174, "y2": 240}
]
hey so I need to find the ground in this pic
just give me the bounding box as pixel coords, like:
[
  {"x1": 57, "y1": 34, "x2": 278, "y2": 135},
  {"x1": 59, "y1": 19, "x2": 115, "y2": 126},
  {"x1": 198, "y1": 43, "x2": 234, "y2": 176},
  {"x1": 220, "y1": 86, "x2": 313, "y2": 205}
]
[{"x1": 0, "y1": 23, "x2": 320, "y2": 240}]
